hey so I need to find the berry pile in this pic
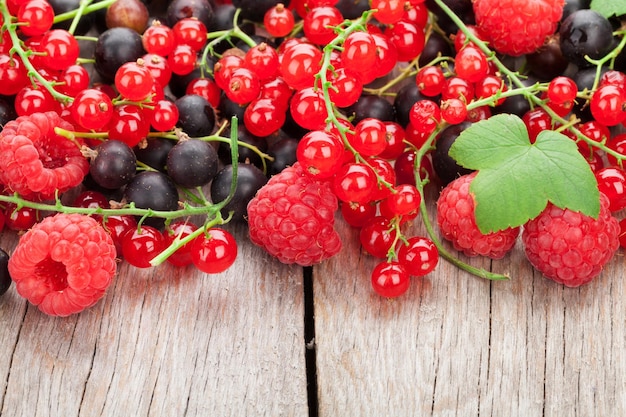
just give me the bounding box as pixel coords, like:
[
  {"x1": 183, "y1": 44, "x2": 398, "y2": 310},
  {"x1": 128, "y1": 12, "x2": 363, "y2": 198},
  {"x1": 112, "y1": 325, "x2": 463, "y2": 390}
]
[{"x1": 0, "y1": 0, "x2": 625, "y2": 315}]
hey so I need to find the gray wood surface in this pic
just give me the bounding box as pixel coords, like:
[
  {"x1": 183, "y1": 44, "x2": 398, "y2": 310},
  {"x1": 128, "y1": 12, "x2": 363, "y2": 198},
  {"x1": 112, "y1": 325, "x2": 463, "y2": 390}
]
[
  {"x1": 0, "y1": 202, "x2": 625, "y2": 416},
  {"x1": 0, "y1": 224, "x2": 307, "y2": 417}
]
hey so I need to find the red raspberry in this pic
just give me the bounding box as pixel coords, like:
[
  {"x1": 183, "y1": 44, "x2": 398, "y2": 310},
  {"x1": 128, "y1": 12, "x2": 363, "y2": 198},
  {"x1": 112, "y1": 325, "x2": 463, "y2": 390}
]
[
  {"x1": 0, "y1": 111, "x2": 89, "y2": 199},
  {"x1": 8, "y1": 213, "x2": 117, "y2": 316},
  {"x1": 522, "y1": 193, "x2": 619, "y2": 287},
  {"x1": 473, "y1": 0, "x2": 565, "y2": 56},
  {"x1": 247, "y1": 162, "x2": 342, "y2": 266},
  {"x1": 437, "y1": 172, "x2": 520, "y2": 259}
]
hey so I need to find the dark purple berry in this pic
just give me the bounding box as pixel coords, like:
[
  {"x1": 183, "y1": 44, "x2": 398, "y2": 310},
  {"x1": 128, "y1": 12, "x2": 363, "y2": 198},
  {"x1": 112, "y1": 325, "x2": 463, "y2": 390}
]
[
  {"x1": 166, "y1": 139, "x2": 219, "y2": 187},
  {"x1": 90, "y1": 140, "x2": 137, "y2": 189}
]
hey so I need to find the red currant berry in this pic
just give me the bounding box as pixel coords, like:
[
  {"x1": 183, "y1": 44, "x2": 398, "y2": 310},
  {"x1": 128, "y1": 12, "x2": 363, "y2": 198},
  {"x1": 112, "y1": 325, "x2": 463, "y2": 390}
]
[
  {"x1": 279, "y1": 42, "x2": 323, "y2": 90},
  {"x1": 244, "y1": 42, "x2": 280, "y2": 81},
  {"x1": 186, "y1": 77, "x2": 221, "y2": 108},
  {"x1": 59, "y1": 64, "x2": 90, "y2": 97},
  {"x1": 243, "y1": 98, "x2": 286, "y2": 137},
  {"x1": 115, "y1": 60, "x2": 155, "y2": 101},
  {"x1": 454, "y1": 45, "x2": 489, "y2": 83},
  {"x1": 41, "y1": 29, "x2": 80, "y2": 71},
  {"x1": 71, "y1": 88, "x2": 115, "y2": 130},
  {"x1": 384, "y1": 184, "x2": 421, "y2": 216},
  {"x1": 397, "y1": 236, "x2": 438, "y2": 277},
  {"x1": 108, "y1": 104, "x2": 150, "y2": 147},
  {"x1": 167, "y1": 44, "x2": 197, "y2": 75},
  {"x1": 163, "y1": 221, "x2": 199, "y2": 267},
  {"x1": 303, "y1": 6, "x2": 343, "y2": 45},
  {"x1": 190, "y1": 228, "x2": 238, "y2": 274},
  {"x1": 290, "y1": 86, "x2": 327, "y2": 130},
  {"x1": 4, "y1": 204, "x2": 38, "y2": 231},
  {"x1": 371, "y1": 261, "x2": 410, "y2": 298},
  {"x1": 150, "y1": 99, "x2": 179, "y2": 132},
  {"x1": 371, "y1": 0, "x2": 404, "y2": 24},
  {"x1": 333, "y1": 162, "x2": 377, "y2": 204},
  {"x1": 121, "y1": 225, "x2": 166, "y2": 268},
  {"x1": 351, "y1": 118, "x2": 388, "y2": 157},
  {"x1": 409, "y1": 99, "x2": 441, "y2": 134},
  {"x1": 590, "y1": 84, "x2": 626, "y2": 126},
  {"x1": 142, "y1": 22, "x2": 175, "y2": 56},
  {"x1": 341, "y1": 31, "x2": 377, "y2": 76},
  {"x1": 172, "y1": 17, "x2": 208, "y2": 51},
  {"x1": 296, "y1": 129, "x2": 345, "y2": 179},
  {"x1": 416, "y1": 65, "x2": 445, "y2": 97},
  {"x1": 385, "y1": 21, "x2": 425, "y2": 62},
  {"x1": 18, "y1": 0, "x2": 54, "y2": 36},
  {"x1": 225, "y1": 67, "x2": 261, "y2": 105},
  {"x1": 0, "y1": 54, "x2": 29, "y2": 96},
  {"x1": 359, "y1": 216, "x2": 397, "y2": 258},
  {"x1": 441, "y1": 98, "x2": 468, "y2": 124},
  {"x1": 340, "y1": 201, "x2": 377, "y2": 228},
  {"x1": 595, "y1": 167, "x2": 626, "y2": 212},
  {"x1": 264, "y1": 3, "x2": 295, "y2": 38}
]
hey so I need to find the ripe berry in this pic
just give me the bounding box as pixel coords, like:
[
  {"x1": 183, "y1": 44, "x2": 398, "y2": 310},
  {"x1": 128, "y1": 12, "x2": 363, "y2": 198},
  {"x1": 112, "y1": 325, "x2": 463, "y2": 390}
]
[
  {"x1": 190, "y1": 228, "x2": 238, "y2": 274},
  {"x1": 115, "y1": 60, "x2": 155, "y2": 101},
  {"x1": 121, "y1": 225, "x2": 166, "y2": 268},
  {"x1": 296, "y1": 130, "x2": 345, "y2": 179},
  {"x1": 8, "y1": 213, "x2": 117, "y2": 316},
  {"x1": 522, "y1": 193, "x2": 620, "y2": 287},
  {"x1": 371, "y1": 261, "x2": 410, "y2": 298},
  {"x1": 90, "y1": 140, "x2": 137, "y2": 190},
  {"x1": 437, "y1": 172, "x2": 520, "y2": 259},
  {"x1": 166, "y1": 139, "x2": 219, "y2": 188},
  {"x1": 247, "y1": 162, "x2": 342, "y2": 266},
  {"x1": 474, "y1": 0, "x2": 565, "y2": 56},
  {"x1": 397, "y1": 236, "x2": 439, "y2": 277}
]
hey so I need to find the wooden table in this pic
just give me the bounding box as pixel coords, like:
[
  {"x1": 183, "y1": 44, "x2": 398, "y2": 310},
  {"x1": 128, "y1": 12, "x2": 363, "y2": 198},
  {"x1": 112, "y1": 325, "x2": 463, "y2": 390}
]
[{"x1": 1, "y1": 192, "x2": 624, "y2": 417}]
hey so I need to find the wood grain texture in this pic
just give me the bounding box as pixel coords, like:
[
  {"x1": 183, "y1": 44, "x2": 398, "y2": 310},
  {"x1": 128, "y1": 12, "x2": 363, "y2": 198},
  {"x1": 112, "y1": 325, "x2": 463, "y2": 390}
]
[
  {"x1": 0, "y1": 224, "x2": 308, "y2": 417},
  {"x1": 313, "y1": 193, "x2": 626, "y2": 417}
]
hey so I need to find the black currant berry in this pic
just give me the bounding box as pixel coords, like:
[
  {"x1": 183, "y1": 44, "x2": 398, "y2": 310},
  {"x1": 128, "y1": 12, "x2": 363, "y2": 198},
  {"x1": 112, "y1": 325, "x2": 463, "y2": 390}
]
[
  {"x1": 94, "y1": 27, "x2": 145, "y2": 82},
  {"x1": 209, "y1": 4, "x2": 256, "y2": 54},
  {"x1": 433, "y1": 122, "x2": 475, "y2": 186},
  {"x1": 562, "y1": 0, "x2": 591, "y2": 22},
  {"x1": 123, "y1": 171, "x2": 180, "y2": 228},
  {"x1": 210, "y1": 163, "x2": 268, "y2": 222},
  {"x1": 267, "y1": 137, "x2": 298, "y2": 176},
  {"x1": 175, "y1": 94, "x2": 217, "y2": 138},
  {"x1": 336, "y1": 0, "x2": 369, "y2": 19},
  {"x1": 49, "y1": 0, "x2": 94, "y2": 35},
  {"x1": 166, "y1": 0, "x2": 216, "y2": 28},
  {"x1": 218, "y1": 125, "x2": 268, "y2": 169},
  {"x1": 217, "y1": 93, "x2": 247, "y2": 123},
  {"x1": 343, "y1": 94, "x2": 396, "y2": 124},
  {"x1": 526, "y1": 37, "x2": 569, "y2": 82},
  {"x1": 134, "y1": 137, "x2": 175, "y2": 173},
  {"x1": 0, "y1": 97, "x2": 17, "y2": 127},
  {"x1": 166, "y1": 139, "x2": 219, "y2": 188},
  {"x1": 90, "y1": 140, "x2": 137, "y2": 189},
  {"x1": 419, "y1": 31, "x2": 453, "y2": 68},
  {"x1": 425, "y1": 0, "x2": 475, "y2": 35},
  {"x1": 559, "y1": 9, "x2": 614, "y2": 68},
  {"x1": 0, "y1": 249, "x2": 11, "y2": 297}
]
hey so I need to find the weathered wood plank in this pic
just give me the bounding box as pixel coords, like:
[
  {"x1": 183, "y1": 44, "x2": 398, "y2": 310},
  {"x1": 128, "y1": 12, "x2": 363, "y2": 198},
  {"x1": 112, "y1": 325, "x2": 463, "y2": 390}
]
[
  {"x1": 0, "y1": 224, "x2": 308, "y2": 417},
  {"x1": 313, "y1": 194, "x2": 626, "y2": 416}
]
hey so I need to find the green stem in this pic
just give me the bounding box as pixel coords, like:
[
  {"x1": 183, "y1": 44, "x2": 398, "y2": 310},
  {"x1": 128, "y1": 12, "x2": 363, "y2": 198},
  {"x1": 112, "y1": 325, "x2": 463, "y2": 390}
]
[{"x1": 52, "y1": 0, "x2": 117, "y2": 23}]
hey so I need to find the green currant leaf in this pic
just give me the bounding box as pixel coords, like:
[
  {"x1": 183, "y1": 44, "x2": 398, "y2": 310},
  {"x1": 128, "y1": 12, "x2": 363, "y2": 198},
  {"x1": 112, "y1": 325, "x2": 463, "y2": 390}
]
[
  {"x1": 590, "y1": 0, "x2": 626, "y2": 18},
  {"x1": 448, "y1": 114, "x2": 600, "y2": 234}
]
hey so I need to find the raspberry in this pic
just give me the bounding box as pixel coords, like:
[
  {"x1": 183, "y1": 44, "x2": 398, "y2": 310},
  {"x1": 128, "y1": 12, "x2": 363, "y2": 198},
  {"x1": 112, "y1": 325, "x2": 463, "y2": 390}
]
[
  {"x1": 473, "y1": 0, "x2": 565, "y2": 56},
  {"x1": 436, "y1": 172, "x2": 520, "y2": 259},
  {"x1": 522, "y1": 193, "x2": 619, "y2": 287},
  {"x1": 0, "y1": 111, "x2": 89, "y2": 199},
  {"x1": 8, "y1": 213, "x2": 117, "y2": 316},
  {"x1": 247, "y1": 162, "x2": 342, "y2": 266}
]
